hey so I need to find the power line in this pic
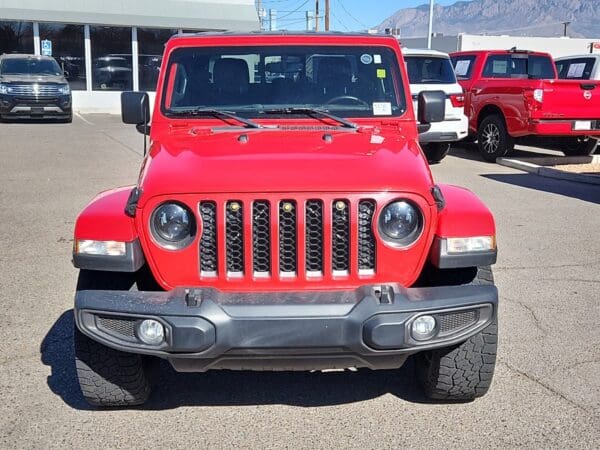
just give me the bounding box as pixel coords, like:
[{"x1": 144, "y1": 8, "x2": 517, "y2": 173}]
[
  {"x1": 334, "y1": 0, "x2": 368, "y2": 29},
  {"x1": 276, "y1": 0, "x2": 310, "y2": 20},
  {"x1": 330, "y1": 9, "x2": 350, "y2": 31}
]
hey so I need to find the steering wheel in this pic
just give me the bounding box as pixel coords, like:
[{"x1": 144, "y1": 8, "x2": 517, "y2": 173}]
[{"x1": 324, "y1": 95, "x2": 370, "y2": 108}]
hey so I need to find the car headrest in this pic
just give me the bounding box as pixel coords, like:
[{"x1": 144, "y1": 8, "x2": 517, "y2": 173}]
[
  {"x1": 317, "y1": 58, "x2": 352, "y2": 85},
  {"x1": 213, "y1": 58, "x2": 249, "y2": 90}
]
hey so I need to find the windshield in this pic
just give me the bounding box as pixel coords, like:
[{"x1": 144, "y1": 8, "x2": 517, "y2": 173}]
[
  {"x1": 0, "y1": 57, "x2": 62, "y2": 76},
  {"x1": 161, "y1": 45, "x2": 406, "y2": 118},
  {"x1": 94, "y1": 58, "x2": 130, "y2": 69},
  {"x1": 405, "y1": 55, "x2": 456, "y2": 84}
]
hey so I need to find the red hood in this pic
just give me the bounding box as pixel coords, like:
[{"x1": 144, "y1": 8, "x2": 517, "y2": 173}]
[{"x1": 137, "y1": 126, "x2": 434, "y2": 204}]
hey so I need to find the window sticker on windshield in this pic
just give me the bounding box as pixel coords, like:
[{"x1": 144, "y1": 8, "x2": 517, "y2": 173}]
[
  {"x1": 567, "y1": 63, "x2": 586, "y2": 78},
  {"x1": 373, "y1": 102, "x2": 392, "y2": 116},
  {"x1": 377, "y1": 68, "x2": 386, "y2": 78},
  {"x1": 373, "y1": 54, "x2": 382, "y2": 64},
  {"x1": 454, "y1": 60, "x2": 471, "y2": 76},
  {"x1": 361, "y1": 54, "x2": 373, "y2": 64}
]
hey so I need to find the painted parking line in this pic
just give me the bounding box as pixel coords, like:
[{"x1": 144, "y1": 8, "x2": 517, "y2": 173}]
[{"x1": 74, "y1": 113, "x2": 94, "y2": 125}]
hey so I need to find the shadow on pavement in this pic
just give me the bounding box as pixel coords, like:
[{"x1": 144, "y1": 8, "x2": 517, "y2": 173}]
[
  {"x1": 41, "y1": 310, "x2": 434, "y2": 410},
  {"x1": 482, "y1": 173, "x2": 600, "y2": 205},
  {"x1": 448, "y1": 144, "x2": 566, "y2": 163}
]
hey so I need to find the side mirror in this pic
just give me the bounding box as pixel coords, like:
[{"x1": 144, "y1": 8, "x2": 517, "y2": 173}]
[
  {"x1": 121, "y1": 91, "x2": 150, "y2": 134},
  {"x1": 417, "y1": 91, "x2": 446, "y2": 133}
]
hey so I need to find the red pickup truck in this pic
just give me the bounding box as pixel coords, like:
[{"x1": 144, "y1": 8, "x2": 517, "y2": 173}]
[{"x1": 450, "y1": 49, "x2": 600, "y2": 161}]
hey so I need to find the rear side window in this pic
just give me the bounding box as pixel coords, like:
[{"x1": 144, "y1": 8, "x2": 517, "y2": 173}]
[
  {"x1": 556, "y1": 58, "x2": 595, "y2": 80},
  {"x1": 525, "y1": 55, "x2": 556, "y2": 79},
  {"x1": 451, "y1": 55, "x2": 476, "y2": 80},
  {"x1": 482, "y1": 55, "x2": 511, "y2": 78},
  {"x1": 482, "y1": 54, "x2": 555, "y2": 79},
  {"x1": 405, "y1": 56, "x2": 456, "y2": 84}
]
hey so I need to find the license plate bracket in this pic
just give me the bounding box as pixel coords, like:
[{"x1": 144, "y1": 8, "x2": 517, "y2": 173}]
[{"x1": 573, "y1": 120, "x2": 592, "y2": 131}]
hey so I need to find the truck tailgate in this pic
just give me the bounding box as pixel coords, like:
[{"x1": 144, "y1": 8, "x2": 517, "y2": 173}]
[{"x1": 537, "y1": 79, "x2": 600, "y2": 120}]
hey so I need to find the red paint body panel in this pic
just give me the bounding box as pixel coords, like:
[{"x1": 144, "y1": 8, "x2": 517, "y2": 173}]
[
  {"x1": 451, "y1": 50, "x2": 600, "y2": 138},
  {"x1": 74, "y1": 187, "x2": 137, "y2": 242},
  {"x1": 74, "y1": 33, "x2": 497, "y2": 293},
  {"x1": 435, "y1": 184, "x2": 495, "y2": 238}
]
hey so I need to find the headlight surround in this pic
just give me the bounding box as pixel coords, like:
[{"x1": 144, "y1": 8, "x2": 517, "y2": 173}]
[
  {"x1": 0, "y1": 83, "x2": 9, "y2": 94},
  {"x1": 378, "y1": 200, "x2": 424, "y2": 248},
  {"x1": 58, "y1": 84, "x2": 71, "y2": 95},
  {"x1": 150, "y1": 202, "x2": 196, "y2": 249}
]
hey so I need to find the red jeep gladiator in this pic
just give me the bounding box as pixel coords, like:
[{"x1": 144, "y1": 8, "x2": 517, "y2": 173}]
[
  {"x1": 451, "y1": 49, "x2": 600, "y2": 161},
  {"x1": 72, "y1": 32, "x2": 498, "y2": 407}
]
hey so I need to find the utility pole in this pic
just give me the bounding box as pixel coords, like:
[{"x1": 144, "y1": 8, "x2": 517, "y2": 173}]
[
  {"x1": 257, "y1": 0, "x2": 263, "y2": 30},
  {"x1": 562, "y1": 21, "x2": 571, "y2": 37},
  {"x1": 269, "y1": 9, "x2": 277, "y2": 31},
  {"x1": 306, "y1": 11, "x2": 314, "y2": 31},
  {"x1": 315, "y1": 0, "x2": 319, "y2": 31},
  {"x1": 427, "y1": 0, "x2": 434, "y2": 49},
  {"x1": 325, "y1": 0, "x2": 330, "y2": 31}
]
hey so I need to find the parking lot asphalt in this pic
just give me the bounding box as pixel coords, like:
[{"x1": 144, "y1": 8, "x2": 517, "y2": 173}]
[{"x1": 1, "y1": 115, "x2": 599, "y2": 449}]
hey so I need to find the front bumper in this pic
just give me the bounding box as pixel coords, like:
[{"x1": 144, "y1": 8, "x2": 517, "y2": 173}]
[
  {"x1": 0, "y1": 94, "x2": 71, "y2": 118},
  {"x1": 75, "y1": 283, "x2": 498, "y2": 372}
]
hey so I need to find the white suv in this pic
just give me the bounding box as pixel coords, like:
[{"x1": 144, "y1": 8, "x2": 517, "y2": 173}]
[{"x1": 404, "y1": 48, "x2": 468, "y2": 163}]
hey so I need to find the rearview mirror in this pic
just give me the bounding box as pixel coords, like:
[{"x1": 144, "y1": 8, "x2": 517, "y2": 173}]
[
  {"x1": 417, "y1": 91, "x2": 446, "y2": 128},
  {"x1": 121, "y1": 91, "x2": 150, "y2": 133}
]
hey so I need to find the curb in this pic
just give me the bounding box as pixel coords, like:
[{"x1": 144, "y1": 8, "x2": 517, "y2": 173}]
[{"x1": 497, "y1": 155, "x2": 600, "y2": 186}]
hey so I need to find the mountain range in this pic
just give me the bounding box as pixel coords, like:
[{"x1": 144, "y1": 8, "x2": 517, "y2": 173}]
[{"x1": 377, "y1": 0, "x2": 600, "y2": 39}]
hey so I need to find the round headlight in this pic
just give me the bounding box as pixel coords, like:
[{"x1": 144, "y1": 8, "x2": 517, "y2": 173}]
[
  {"x1": 378, "y1": 200, "x2": 423, "y2": 247},
  {"x1": 151, "y1": 202, "x2": 196, "y2": 249}
]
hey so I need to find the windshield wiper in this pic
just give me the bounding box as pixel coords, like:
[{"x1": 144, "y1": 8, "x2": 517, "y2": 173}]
[
  {"x1": 262, "y1": 107, "x2": 358, "y2": 129},
  {"x1": 166, "y1": 108, "x2": 263, "y2": 129}
]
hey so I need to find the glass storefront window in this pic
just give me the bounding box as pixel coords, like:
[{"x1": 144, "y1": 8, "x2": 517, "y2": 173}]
[
  {"x1": 39, "y1": 23, "x2": 86, "y2": 90},
  {"x1": 90, "y1": 26, "x2": 132, "y2": 91},
  {"x1": 137, "y1": 28, "x2": 177, "y2": 91},
  {"x1": 0, "y1": 21, "x2": 34, "y2": 55}
]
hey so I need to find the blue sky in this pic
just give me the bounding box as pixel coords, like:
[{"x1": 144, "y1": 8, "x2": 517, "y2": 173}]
[{"x1": 259, "y1": 0, "x2": 469, "y2": 31}]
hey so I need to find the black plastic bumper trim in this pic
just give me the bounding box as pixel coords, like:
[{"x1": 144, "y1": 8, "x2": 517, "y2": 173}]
[{"x1": 74, "y1": 283, "x2": 498, "y2": 371}]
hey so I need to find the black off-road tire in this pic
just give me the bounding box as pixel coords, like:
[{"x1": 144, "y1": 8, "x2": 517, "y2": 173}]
[
  {"x1": 477, "y1": 114, "x2": 514, "y2": 162},
  {"x1": 422, "y1": 142, "x2": 451, "y2": 164},
  {"x1": 74, "y1": 327, "x2": 152, "y2": 407},
  {"x1": 560, "y1": 137, "x2": 598, "y2": 156},
  {"x1": 415, "y1": 266, "x2": 498, "y2": 401},
  {"x1": 74, "y1": 269, "x2": 153, "y2": 407}
]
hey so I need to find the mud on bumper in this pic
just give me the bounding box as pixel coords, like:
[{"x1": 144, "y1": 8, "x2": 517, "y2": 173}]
[{"x1": 74, "y1": 284, "x2": 497, "y2": 372}]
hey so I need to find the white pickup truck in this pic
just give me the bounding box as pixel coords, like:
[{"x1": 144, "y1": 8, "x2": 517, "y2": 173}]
[
  {"x1": 555, "y1": 54, "x2": 600, "y2": 81},
  {"x1": 403, "y1": 48, "x2": 468, "y2": 163}
]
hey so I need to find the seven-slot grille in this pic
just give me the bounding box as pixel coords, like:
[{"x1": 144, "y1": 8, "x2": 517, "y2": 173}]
[
  {"x1": 198, "y1": 198, "x2": 377, "y2": 279},
  {"x1": 6, "y1": 84, "x2": 62, "y2": 96}
]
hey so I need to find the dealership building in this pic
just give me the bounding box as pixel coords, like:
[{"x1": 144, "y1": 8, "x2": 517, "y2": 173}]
[{"x1": 1, "y1": 0, "x2": 260, "y2": 112}]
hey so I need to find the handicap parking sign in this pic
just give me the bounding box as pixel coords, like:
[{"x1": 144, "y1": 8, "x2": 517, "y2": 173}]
[{"x1": 41, "y1": 40, "x2": 52, "y2": 56}]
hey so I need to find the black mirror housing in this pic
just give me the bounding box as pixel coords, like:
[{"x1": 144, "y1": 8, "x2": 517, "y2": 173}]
[
  {"x1": 121, "y1": 91, "x2": 150, "y2": 126},
  {"x1": 418, "y1": 90, "x2": 446, "y2": 125}
]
